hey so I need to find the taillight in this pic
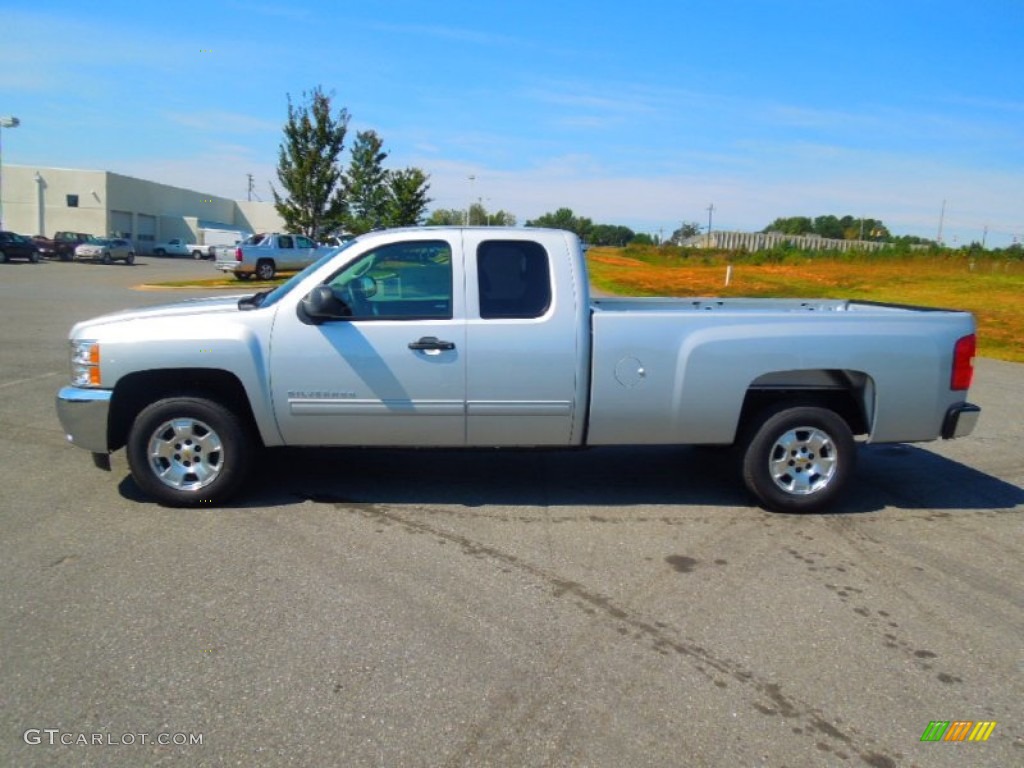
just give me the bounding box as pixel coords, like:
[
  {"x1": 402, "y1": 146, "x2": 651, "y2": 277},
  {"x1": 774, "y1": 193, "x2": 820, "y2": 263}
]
[
  {"x1": 235, "y1": 247, "x2": 243, "y2": 262},
  {"x1": 951, "y1": 333, "x2": 975, "y2": 391}
]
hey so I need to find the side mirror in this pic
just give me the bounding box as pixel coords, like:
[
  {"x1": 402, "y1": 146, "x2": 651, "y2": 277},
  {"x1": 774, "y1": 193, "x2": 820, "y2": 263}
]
[{"x1": 298, "y1": 285, "x2": 350, "y2": 324}]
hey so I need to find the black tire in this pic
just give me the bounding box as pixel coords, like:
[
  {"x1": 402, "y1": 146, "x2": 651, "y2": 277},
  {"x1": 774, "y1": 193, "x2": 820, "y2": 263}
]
[
  {"x1": 125, "y1": 252, "x2": 135, "y2": 265},
  {"x1": 29, "y1": 250, "x2": 40, "y2": 263},
  {"x1": 154, "y1": 248, "x2": 166, "y2": 256},
  {"x1": 126, "y1": 396, "x2": 253, "y2": 507},
  {"x1": 101, "y1": 251, "x2": 112, "y2": 265},
  {"x1": 255, "y1": 260, "x2": 276, "y2": 281},
  {"x1": 0, "y1": 250, "x2": 7, "y2": 263},
  {"x1": 60, "y1": 252, "x2": 72, "y2": 262},
  {"x1": 192, "y1": 250, "x2": 204, "y2": 260},
  {"x1": 740, "y1": 404, "x2": 856, "y2": 513}
]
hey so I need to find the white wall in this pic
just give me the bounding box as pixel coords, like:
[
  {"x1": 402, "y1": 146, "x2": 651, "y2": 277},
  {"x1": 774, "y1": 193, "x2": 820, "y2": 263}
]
[{"x1": 2, "y1": 166, "x2": 108, "y2": 236}]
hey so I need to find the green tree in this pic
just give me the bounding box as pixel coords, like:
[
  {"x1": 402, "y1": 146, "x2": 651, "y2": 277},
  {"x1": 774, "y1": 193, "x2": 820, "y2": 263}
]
[
  {"x1": 589, "y1": 224, "x2": 635, "y2": 246},
  {"x1": 272, "y1": 86, "x2": 350, "y2": 239},
  {"x1": 526, "y1": 208, "x2": 593, "y2": 239},
  {"x1": 671, "y1": 221, "x2": 702, "y2": 243},
  {"x1": 426, "y1": 203, "x2": 516, "y2": 226},
  {"x1": 468, "y1": 201, "x2": 488, "y2": 226},
  {"x1": 484, "y1": 209, "x2": 517, "y2": 226},
  {"x1": 426, "y1": 208, "x2": 465, "y2": 225},
  {"x1": 813, "y1": 215, "x2": 844, "y2": 239},
  {"x1": 387, "y1": 167, "x2": 432, "y2": 227},
  {"x1": 764, "y1": 216, "x2": 813, "y2": 235},
  {"x1": 342, "y1": 130, "x2": 390, "y2": 234}
]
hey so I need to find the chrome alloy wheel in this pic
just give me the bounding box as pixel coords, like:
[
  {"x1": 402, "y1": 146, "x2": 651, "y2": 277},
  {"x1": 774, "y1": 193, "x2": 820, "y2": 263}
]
[
  {"x1": 147, "y1": 417, "x2": 225, "y2": 491},
  {"x1": 768, "y1": 426, "x2": 837, "y2": 495}
]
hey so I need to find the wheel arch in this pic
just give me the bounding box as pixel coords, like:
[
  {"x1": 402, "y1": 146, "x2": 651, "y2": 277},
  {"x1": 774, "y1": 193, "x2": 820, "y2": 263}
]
[
  {"x1": 738, "y1": 369, "x2": 874, "y2": 439},
  {"x1": 108, "y1": 368, "x2": 262, "y2": 452}
]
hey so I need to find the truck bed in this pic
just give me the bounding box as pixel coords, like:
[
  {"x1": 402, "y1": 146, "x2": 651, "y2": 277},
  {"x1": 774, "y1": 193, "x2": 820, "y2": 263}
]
[
  {"x1": 586, "y1": 296, "x2": 976, "y2": 446},
  {"x1": 590, "y1": 296, "x2": 951, "y2": 314}
]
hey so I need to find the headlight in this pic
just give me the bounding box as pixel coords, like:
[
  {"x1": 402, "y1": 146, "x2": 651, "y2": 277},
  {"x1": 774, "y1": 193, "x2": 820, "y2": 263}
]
[{"x1": 70, "y1": 340, "x2": 101, "y2": 387}]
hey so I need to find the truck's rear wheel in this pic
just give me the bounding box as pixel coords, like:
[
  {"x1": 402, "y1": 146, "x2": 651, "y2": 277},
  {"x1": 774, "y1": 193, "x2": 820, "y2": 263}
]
[
  {"x1": 740, "y1": 404, "x2": 855, "y2": 513},
  {"x1": 255, "y1": 260, "x2": 276, "y2": 281},
  {"x1": 127, "y1": 397, "x2": 252, "y2": 507}
]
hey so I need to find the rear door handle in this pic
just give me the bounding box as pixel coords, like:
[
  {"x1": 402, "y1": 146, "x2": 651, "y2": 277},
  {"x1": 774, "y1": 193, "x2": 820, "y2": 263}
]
[{"x1": 408, "y1": 336, "x2": 456, "y2": 351}]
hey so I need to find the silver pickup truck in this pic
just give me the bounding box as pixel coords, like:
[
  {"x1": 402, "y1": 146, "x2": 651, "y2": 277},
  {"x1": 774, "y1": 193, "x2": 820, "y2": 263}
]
[
  {"x1": 214, "y1": 232, "x2": 333, "y2": 280},
  {"x1": 56, "y1": 226, "x2": 980, "y2": 512}
]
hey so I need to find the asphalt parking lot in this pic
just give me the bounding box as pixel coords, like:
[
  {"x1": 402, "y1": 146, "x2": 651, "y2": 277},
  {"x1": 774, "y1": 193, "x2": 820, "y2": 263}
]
[{"x1": 1, "y1": 255, "x2": 1021, "y2": 767}]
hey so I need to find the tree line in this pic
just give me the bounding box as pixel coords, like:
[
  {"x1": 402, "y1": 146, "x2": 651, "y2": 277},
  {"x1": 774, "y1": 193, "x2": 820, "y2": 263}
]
[{"x1": 271, "y1": 98, "x2": 973, "y2": 251}]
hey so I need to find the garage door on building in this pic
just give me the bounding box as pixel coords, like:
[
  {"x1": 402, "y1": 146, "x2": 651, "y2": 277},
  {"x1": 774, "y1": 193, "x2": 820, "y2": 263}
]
[
  {"x1": 136, "y1": 213, "x2": 156, "y2": 252},
  {"x1": 110, "y1": 210, "x2": 133, "y2": 240}
]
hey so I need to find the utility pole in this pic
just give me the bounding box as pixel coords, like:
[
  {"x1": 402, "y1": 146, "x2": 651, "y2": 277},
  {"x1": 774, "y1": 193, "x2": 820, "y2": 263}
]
[
  {"x1": 936, "y1": 199, "x2": 946, "y2": 245},
  {"x1": 706, "y1": 203, "x2": 715, "y2": 248},
  {"x1": 247, "y1": 173, "x2": 254, "y2": 202}
]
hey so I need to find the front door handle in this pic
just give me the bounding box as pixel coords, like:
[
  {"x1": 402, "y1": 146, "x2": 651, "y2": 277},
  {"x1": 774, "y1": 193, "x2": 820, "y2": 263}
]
[{"x1": 408, "y1": 336, "x2": 455, "y2": 351}]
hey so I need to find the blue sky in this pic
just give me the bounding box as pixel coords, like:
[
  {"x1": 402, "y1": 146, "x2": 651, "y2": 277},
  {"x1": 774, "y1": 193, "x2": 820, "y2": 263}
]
[{"x1": 3, "y1": 0, "x2": 1022, "y2": 246}]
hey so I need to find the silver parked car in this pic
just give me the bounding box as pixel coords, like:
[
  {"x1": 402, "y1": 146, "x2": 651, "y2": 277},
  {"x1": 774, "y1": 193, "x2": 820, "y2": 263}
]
[{"x1": 74, "y1": 237, "x2": 136, "y2": 265}]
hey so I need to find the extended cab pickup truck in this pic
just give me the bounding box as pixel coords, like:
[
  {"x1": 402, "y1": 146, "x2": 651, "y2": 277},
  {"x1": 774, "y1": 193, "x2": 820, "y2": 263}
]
[
  {"x1": 215, "y1": 232, "x2": 332, "y2": 281},
  {"x1": 56, "y1": 227, "x2": 981, "y2": 512}
]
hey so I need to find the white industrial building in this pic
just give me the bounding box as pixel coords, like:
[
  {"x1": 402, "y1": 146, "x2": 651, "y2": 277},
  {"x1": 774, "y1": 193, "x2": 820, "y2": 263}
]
[{"x1": 1, "y1": 165, "x2": 284, "y2": 253}]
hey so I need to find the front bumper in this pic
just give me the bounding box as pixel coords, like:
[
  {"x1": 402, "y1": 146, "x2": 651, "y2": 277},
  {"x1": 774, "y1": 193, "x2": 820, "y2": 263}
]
[
  {"x1": 56, "y1": 386, "x2": 112, "y2": 453},
  {"x1": 941, "y1": 402, "x2": 981, "y2": 439}
]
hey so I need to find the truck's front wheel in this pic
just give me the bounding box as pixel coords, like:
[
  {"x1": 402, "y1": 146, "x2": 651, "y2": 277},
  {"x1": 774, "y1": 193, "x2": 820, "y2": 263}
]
[
  {"x1": 740, "y1": 405, "x2": 855, "y2": 513},
  {"x1": 127, "y1": 397, "x2": 252, "y2": 507}
]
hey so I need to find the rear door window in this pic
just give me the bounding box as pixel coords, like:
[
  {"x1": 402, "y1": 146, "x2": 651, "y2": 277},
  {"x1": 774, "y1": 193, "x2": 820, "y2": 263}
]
[{"x1": 476, "y1": 241, "x2": 551, "y2": 319}]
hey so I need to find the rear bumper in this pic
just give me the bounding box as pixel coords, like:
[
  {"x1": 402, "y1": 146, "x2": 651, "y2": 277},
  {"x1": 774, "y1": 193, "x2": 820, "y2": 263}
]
[
  {"x1": 215, "y1": 260, "x2": 247, "y2": 274},
  {"x1": 56, "y1": 386, "x2": 112, "y2": 453},
  {"x1": 942, "y1": 402, "x2": 981, "y2": 439}
]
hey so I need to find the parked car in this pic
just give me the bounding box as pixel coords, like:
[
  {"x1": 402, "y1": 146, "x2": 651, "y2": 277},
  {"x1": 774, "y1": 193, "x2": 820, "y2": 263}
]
[
  {"x1": 0, "y1": 231, "x2": 41, "y2": 263},
  {"x1": 34, "y1": 231, "x2": 96, "y2": 261},
  {"x1": 74, "y1": 238, "x2": 135, "y2": 265}
]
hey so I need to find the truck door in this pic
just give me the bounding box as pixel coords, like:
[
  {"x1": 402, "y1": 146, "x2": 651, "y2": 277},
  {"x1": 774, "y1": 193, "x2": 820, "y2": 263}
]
[
  {"x1": 269, "y1": 236, "x2": 466, "y2": 446},
  {"x1": 463, "y1": 234, "x2": 579, "y2": 445}
]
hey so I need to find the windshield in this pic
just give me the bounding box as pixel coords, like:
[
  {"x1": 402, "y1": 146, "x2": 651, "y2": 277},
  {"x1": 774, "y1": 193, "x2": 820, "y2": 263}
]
[{"x1": 254, "y1": 240, "x2": 358, "y2": 310}]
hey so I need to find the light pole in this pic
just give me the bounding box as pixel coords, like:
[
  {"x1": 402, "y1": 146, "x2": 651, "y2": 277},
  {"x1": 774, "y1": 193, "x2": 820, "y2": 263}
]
[{"x1": 0, "y1": 116, "x2": 22, "y2": 231}]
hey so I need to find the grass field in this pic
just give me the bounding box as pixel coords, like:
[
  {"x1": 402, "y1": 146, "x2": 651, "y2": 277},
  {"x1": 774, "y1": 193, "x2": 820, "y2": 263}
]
[{"x1": 587, "y1": 247, "x2": 1024, "y2": 362}]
